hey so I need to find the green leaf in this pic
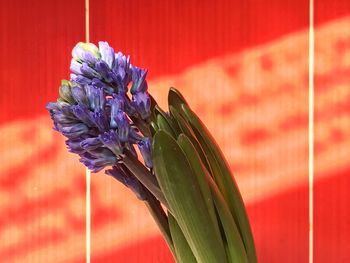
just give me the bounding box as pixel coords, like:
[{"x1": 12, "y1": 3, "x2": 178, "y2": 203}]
[
  {"x1": 168, "y1": 87, "x2": 189, "y2": 110},
  {"x1": 150, "y1": 121, "x2": 159, "y2": 136},
  {"x1": 155, "y1": 105, "x2": 181, "y2": 135},
  {"x1": 168, "y1": 213, "x2": 197, "y2": 263},
  {"x1": 170, "y1": 106, "x2": 212, "y2": 173},
  {"x1": 169, "y1": 105, "x2": 193, "y2": 136},
  {"x1": 156, "y1": 113, "x2": 176, "y2": 138},
  {"x1": 179, "y1": 103, "x2": 257, "y2": 263},
  {"x1": 178, "y1": 134, "x2": 248, "y2": 263},
  {"x1": 177, "y1": 134, "x2": 221, "y2": 243},
  {"x1": 153, "y1": 131, "x2": 228, "y2": 263}
]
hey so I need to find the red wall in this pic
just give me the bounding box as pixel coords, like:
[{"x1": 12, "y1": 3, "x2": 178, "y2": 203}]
[{"x1": 0, "y1": 0, "x2": 349, "y2": 262}]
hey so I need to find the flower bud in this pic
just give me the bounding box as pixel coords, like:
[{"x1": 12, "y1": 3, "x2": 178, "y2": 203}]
[
  {"x1": 80, "y1": 137, "x2": 102, "y2": 151},
  {"x1": 114, "y1": 111, "x2": 130, "y2": 142},
  {"x1": 72, "y1": 42, "x2": 101, "y2": 64},
  {"x1": 99, "y1": 41, "x2": 115, "y2": 69},
  {"x1": 71, "y1": 104, "x2": 94, "y2": 126},
  {"x1": 70, "y1": 74, "x2": 91, "y2": 85},
  {"x1": 61, "y1": 123, "x2": 89, "y2": 138},
  {"x1": 137, "y1": 137, "x2": 152, "y2": 168},
  {"x1": 81, "y1": 63, "x2": 101, "y2": 78},
  {"x1": 99, "y1": 130, "x2": 123, "y2": 156},
  {"x1": 91, "y1": 78, "x2": 114, "y2": 94},
  {"x1": 80, "y1": 150, "x2": 116, "y2": 172},
  {"x1": 66, "y1": 139, "x2": 85, "y2": 154},
  {"x1": 90, "y1": 109, "x2": 109, "y2": 132},
  {"x1": 132, "y1": 91, "x2": 151, "y2": 120},
  {"x1": 70, "y1": 59, "x2": 83, "y2": 75},
  {"x1": 59, "y1": 80, "x2": 75, "y2": 104},
  {"x1": 131, "y1": 66, "x2": 148, "y2": 94},
  {"x1": 71, "y1": 85, "x2": 88, "y2": 105},
  {"x1": 110, "y1": 95, "x2": 126, "y2": 128},
  {"x1": 85, "y1": 86, "x2": 105, "y2": 111}
]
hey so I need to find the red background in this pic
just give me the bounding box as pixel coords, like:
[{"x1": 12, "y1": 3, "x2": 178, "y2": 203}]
[{"x1": 1, "y1": 0, "x2": 350, "y2": 262}]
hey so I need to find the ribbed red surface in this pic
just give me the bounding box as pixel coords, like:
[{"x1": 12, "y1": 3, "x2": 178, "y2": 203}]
[{"x1": 0, "y1": 1, "x2": 349, "y2": 262}]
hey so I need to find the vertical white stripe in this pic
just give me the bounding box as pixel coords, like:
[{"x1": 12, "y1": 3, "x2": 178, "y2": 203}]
[
  {"x1": 85, "y1": 1, "x2": 91, "y2": 263},
  {"x1": 86, "y1": 169, "x2": 91, "y2": 263},
  {"x1": 309, "y1": 0, "x2": 314, "y2": 262},
  {"x1": 85, "y1": 0, "x2": 90, "y2": 43}
]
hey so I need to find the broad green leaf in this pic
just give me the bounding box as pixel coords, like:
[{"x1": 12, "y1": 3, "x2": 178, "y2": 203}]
[
  {"x1": 170, "y1": 106, "x2": 212, "y2": 173},
  {"x1": 208, "y1": 172, "x2": 249, "y2": 263},
  {"x1": 150, "y1": 121, "x2": 159, "y2": 136},
  {"x1": 179, "y1": 103, "x2": 257, "y2": 263},
  {"x1": 177, "y1": 134, "x2": 221, "y2": 243},
  {"x1": 156, "y1": 114, "x2": 176, "y2": 138},
  {"x1": 178, "y1": 134, "x2": 248, "y2": 263},
  {"x1": 153, "y1": 131, "x2": 228, "y2": 263},
  {"x1": 154, "y1": 105, "x2": 181, "y2": 136},
  {"x1": 167, "y1": 87, "x2": 256, "y2": 262},
  {"x1": 168, "y1": 87, "x2": 189, "y2": 110},
  {"x1": 169, "y1": 105, "x2": 193, "y2": 136},
  {"x1": 168, "y1": 213, "x2": 197, "y2": 263}
]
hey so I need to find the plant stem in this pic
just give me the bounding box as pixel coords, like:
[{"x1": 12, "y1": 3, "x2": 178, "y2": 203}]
[
  {"x1": 130, "y1": 115, "x2": 152, "y2": 137},
  {"x1": 143, "y1": 189, "x2": 176, "y2": 258},
  {"x1": 121, "y1": 150, "x2": 169, "y2": 209}
]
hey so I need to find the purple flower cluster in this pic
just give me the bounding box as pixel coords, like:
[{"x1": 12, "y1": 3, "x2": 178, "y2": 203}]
[{"x1": 47, "y1": 42, "x2": 152, "y2": 183}]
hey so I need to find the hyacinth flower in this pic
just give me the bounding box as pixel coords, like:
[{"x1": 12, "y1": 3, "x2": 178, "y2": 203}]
[{"x1": 47, "y1": 41, "x2": 257, "y2": 263}]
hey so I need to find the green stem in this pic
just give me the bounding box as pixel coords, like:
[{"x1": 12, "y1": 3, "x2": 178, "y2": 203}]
[
  {"x1": 122, "y1": 150, "x2": 169, "y2": 208},
  {"x1": 143, "y1": 189, "x2": 176, "y2": 259},
  {"x1": 130, "y1": 115, "x2": 152, "y2": 137}
]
